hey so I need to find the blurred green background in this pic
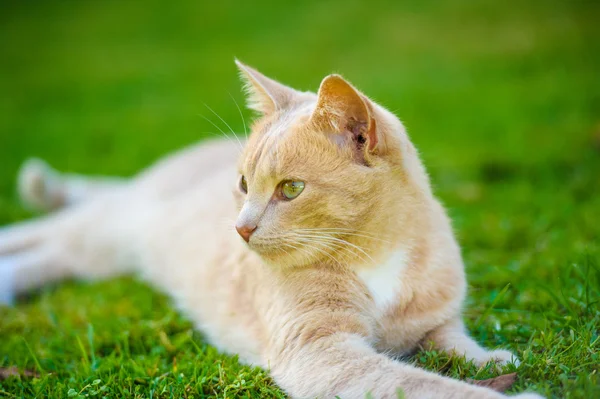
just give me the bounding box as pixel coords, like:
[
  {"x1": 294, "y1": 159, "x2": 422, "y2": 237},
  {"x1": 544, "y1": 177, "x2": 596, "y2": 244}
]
[{"x1": 1, "y1": 0, "x2": 598, "y2": 398}]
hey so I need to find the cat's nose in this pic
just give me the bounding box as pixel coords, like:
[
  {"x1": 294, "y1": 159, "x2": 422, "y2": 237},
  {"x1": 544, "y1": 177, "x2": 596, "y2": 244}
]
[{"x1": 235, "y1": 223, "x2": 257, "y2": 242}]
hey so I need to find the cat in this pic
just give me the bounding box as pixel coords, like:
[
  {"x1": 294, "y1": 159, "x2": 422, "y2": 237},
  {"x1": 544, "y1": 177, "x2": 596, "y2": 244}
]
[{"x1": 0, "y1": 60, "x2": 544, "y2": 399}]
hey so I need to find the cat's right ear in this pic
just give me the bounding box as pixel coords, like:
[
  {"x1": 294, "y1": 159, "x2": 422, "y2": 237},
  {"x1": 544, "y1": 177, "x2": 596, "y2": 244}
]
[{"x1": 235, "y1": 60, "x2": 298, "y2": 115}]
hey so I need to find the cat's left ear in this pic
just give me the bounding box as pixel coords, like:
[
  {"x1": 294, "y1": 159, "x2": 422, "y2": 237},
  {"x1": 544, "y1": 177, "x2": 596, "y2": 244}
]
[
  {"x1": 310, "y1": 75, "x2": 379, "y2": 157},
  {"x1": 235, "y1": 59, "x2": 299, "y2": 115}
]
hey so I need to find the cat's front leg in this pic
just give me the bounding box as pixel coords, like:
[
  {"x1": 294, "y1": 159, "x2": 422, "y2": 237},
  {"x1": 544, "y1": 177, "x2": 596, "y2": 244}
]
[
  {"x1": 424, "y1": 318, "x2": 520, "y2": 368},
  {"x1": 263, "y1": 268, "x2": 540, "y2": 399},
  {"x1": 268, "y1": 331, "x2": 511, "y2": 399},
  {"x1": 267, "y1": 321, "x2": 543, "y2": 399}
]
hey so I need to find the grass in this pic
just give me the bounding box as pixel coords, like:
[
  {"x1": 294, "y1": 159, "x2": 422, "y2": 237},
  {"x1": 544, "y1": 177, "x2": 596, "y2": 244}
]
[{"x1": 0, "y1": 0, "x2": 598, "y2": 397}]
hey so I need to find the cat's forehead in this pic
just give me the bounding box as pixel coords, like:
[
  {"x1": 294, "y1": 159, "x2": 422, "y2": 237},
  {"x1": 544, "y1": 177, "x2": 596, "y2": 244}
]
[{"x1": 242, "y1": 107, "x2": 318, "y2": 178}]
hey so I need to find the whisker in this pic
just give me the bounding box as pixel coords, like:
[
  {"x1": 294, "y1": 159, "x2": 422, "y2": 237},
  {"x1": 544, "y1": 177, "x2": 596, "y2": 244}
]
[
  {"x1": 290, "y1": 232, "x2": 375, "y2": 265},
  {"x1": 290, "y1": 234, "x2": 368, "y2": 266},
  {"x1": 312, "y1": 239, "x2": 367, "y2": 266},
  {"x1": 228, "y1": 92, "x2": 248, "y2": 141},
  {"x1": 294, "y1": 227, "x2": 386, "y2": 237},
  {"x1": 293, "y1": 228, "x2": 391, "y2": 244},
  {"x1": 305, "y1": 239, "x2": 354, "y2": 267},
  {"x1": 280, "y1": 240, "x2": 318, "y2": 264},
  {"x1": 198, "y1": 115, "x2": 243, "y2": 154},
  {"x1": 203, "y1": 103, "x2": 244, "y2": 150},
  {"x1": 201, "y1": 130, "x2": 242, "y2": 144},
  {"x1": 274, "y1": 242, "x2": 293, "y2": 258},
  {"x1": 285, "y1": 238, "x2": 344, "y2": 268}
]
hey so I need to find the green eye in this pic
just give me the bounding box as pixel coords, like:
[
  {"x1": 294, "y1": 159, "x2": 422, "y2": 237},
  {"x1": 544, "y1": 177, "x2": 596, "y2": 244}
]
[
  {"x1": 240, "y1": 175, "x2": 248, "y2": 193},
  {"x1": 281, "y1": 180, "x2": 305, "y2": 200}
]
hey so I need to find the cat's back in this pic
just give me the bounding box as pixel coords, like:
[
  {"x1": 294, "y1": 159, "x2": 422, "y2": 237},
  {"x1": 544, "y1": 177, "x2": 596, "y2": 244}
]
[{"x1": 133, "y1": 139, "x2": 242, "y2": 199}]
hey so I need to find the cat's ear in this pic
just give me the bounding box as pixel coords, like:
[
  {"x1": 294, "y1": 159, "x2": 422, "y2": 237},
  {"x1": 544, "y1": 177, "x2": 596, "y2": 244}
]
[
  {"x1": 235, "y1": 59, "x2": 298, "y2": 115},
  {"x1": 310, "y1": 75, "x2": 379, "y2": 156}
]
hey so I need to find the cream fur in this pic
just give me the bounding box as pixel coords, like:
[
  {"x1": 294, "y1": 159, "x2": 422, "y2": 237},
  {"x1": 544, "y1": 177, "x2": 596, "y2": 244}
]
[
  {"x1": 0, "y1": 61, "x2": 543, "y2": 399},
  {"x1": 357, "y1": 248, "x2": 409, "y2": 310}
]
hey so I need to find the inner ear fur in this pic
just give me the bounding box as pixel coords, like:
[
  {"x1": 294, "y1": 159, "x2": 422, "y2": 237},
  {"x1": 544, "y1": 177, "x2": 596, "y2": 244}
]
[{"x1": 310, "y1": 75, "x2": 379, "y2": 159}]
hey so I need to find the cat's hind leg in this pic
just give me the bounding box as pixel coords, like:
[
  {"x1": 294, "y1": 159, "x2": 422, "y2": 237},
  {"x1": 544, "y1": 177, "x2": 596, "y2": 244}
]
[
  {"x1": 18, "y1": 158, "x2": 126, "y2": 212},
  {"x1": 0, "y1": 216, "x2": 54, "y2": 255},
  {"x1": 0, "y1": 214, "x2": 75, "y2": 305},
  {"x1": 0, "y1": 244, "x2": 71, "y2": 305},
  {"x1": 0, "y1": 193, "x2": 140, "y2": 305}
]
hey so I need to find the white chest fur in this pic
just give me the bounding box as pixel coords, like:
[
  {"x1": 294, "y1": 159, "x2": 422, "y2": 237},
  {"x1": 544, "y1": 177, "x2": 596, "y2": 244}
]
[{"x1": 357, "y1": 249, "x2": 409, "y2": 310}]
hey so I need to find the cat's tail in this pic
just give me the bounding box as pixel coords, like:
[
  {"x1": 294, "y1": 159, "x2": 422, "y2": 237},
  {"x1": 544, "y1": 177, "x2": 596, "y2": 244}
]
[
  {"x1": 18, "y1": 158, "x2": 66, "y2": 212},
  {"x1": 17, "y1": 158, "x2": 126, "y2": 212}
]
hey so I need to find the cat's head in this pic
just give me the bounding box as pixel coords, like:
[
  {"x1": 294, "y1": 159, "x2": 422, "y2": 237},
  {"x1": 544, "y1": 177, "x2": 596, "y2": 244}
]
[{"x1": 233, "y1": 60, "x2": 433, "y2": 269}]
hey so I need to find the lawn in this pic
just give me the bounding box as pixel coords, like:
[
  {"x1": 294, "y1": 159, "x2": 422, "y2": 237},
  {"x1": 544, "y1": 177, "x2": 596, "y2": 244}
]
[{"x1": 0, "y1": 0, "x2": 598, "y2": 398}]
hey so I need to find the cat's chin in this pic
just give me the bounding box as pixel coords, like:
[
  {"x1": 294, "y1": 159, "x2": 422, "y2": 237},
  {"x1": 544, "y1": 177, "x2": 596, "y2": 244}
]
[
  {"x1": 254, "y1": 250, "x2": 300, "y2": 268},
  {"x1": 249, "y1": 244, "x2": 315, "y2": 269}
]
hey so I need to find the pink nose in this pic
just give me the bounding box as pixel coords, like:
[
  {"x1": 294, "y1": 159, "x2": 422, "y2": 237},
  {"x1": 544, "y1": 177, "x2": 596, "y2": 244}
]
[{"x1": 236, "y1": 224, "x2": 257, "y2": 242}]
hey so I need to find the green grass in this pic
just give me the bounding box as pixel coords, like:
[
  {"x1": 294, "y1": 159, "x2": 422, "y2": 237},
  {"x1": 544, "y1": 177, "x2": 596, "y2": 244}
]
[{"x1": 0, "y1": 0, "x2": 598, "y2": 397}]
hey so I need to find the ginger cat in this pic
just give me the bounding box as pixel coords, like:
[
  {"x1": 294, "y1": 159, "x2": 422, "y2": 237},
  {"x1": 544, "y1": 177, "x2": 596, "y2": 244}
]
[{"x1": 0, "y1": 61, "x2": 543, "y2": 399}]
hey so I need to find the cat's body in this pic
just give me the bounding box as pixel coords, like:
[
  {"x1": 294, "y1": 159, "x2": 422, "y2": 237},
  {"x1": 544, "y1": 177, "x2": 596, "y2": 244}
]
[{"x1": 0, "y1": 62, "x2": 543, "y2": 399}]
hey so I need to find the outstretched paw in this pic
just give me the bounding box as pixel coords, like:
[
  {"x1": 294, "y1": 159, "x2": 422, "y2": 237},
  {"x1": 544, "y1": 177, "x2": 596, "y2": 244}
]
[{"x1": 476, "y1": 349, "x2": 520, "y2": 368}]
